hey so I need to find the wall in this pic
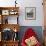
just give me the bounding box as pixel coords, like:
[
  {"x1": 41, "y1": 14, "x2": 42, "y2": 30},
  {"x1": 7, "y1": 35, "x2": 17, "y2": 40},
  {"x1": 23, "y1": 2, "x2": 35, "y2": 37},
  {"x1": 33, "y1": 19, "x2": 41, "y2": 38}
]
[
  {"x1": 0, "y1": 0, "x2": 44, "y2": 26},
  {"x1": 18, "y1": 0, "x2": 44, "y2": 26}
]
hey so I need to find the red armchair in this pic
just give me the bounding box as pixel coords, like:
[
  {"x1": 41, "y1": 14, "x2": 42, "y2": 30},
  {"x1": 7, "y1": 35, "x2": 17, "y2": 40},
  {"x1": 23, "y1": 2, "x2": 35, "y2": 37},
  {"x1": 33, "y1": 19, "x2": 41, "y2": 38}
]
[{"x1": 21, "y1": 28, "x2": 41, "y2": 46}]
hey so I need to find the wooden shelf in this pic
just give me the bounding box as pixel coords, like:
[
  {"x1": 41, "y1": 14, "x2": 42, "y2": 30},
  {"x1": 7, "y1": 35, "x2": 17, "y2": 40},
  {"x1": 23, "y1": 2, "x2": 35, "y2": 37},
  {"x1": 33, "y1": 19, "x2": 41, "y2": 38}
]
[
  {"x1": 0, "y1": 7, "x2": 19, "y2": 46},
  {"x1": 0, "y1": 7, "x2": 19, "y2": 9},
  {"x1": 0, "y1": 7, "x2": 19, "y2": 15},
  {"x1": 2, "y1": 40, "x2": 19, "y2": 42},
  {"x1": 0, "y1": 24, "x2": 20, "y2": 32}
]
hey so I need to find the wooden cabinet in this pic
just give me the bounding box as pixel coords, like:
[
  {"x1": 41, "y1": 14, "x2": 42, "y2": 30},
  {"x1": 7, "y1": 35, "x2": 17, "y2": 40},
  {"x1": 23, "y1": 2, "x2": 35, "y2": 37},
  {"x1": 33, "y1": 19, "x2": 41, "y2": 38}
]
[{"x1": 0, "y1": 7, "x2": 19, "y2": 46}]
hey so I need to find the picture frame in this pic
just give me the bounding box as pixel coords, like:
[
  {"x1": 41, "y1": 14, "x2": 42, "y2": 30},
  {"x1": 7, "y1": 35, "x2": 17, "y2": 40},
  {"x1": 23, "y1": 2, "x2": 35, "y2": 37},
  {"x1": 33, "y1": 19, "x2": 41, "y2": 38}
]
[
  {"x1": 2, "y1": 10, "x2": 9, "y2": 15},
  {"x1": 25, "y1": 7, "x2": 36, "y2": 20}
]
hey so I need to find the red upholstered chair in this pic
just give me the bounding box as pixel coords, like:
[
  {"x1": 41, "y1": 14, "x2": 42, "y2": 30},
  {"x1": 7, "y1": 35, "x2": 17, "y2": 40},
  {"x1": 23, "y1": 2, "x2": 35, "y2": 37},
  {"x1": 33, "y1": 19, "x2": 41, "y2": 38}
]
[{"x1": 21, "y1": 28, "x2": 41, "y2": 46}]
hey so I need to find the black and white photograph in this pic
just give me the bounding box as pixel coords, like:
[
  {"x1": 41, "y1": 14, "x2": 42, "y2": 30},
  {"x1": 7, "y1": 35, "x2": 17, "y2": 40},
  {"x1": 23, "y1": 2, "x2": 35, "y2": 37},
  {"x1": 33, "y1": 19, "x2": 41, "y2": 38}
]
[{"x1": 25, "y1": 7, "x2": 36, "y2": 20}]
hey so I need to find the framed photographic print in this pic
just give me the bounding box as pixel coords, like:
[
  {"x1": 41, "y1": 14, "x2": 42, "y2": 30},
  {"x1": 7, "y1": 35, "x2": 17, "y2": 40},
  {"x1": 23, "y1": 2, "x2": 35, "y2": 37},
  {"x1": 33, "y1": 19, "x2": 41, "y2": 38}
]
[
  {"x1": 2, "y1": 10, "x2": 9, "y2": 15},
  {"x1": 25, "y1": 7, "x2": 36, "y2": 20}
]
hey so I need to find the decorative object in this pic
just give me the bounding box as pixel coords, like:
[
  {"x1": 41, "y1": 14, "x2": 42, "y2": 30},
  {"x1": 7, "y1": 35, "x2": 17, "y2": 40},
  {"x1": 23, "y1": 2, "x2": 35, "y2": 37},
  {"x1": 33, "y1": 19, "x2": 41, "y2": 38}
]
[
  {"x1": 9, "y1": 10, "x2": 18, "y2": 15},
  {"x1": 2, "y1": 10, "x2": 9, "y2": 15},
  {"x1": 25, "y1": 7, "x2": 36, "y2": 20},
  {"x1": 5, "y1": 18, "x2": 8, "y2": 24},
  {"x1": 25, "y1": 36, "x2": 38, "y2": 46},
  {"x1": 2, "y1": 28, "x2": 13, "y2": 41},
  {"x1": 14, "y1": 28, "x2": 17, "y2": 32},
  {"x1": 15, "y1": 0, "x2": 17, "y2": 7},
  {"x1": 13, "y1": 32, "x2": 18, "y2": 41}
]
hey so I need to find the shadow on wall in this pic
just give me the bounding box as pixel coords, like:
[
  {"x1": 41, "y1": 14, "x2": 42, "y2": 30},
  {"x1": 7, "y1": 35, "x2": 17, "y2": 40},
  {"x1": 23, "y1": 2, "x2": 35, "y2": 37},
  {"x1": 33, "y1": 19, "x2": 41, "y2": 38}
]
[{"x1": 18, "y1": 26, "x2": 43, "y2": 44}]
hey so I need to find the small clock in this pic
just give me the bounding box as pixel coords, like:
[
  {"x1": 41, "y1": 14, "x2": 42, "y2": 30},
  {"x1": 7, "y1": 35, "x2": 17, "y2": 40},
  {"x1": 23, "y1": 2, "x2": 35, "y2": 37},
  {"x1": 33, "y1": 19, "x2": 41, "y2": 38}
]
[{"x1": 2, "y1": 10, "x2": 9, "y2": 15}]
